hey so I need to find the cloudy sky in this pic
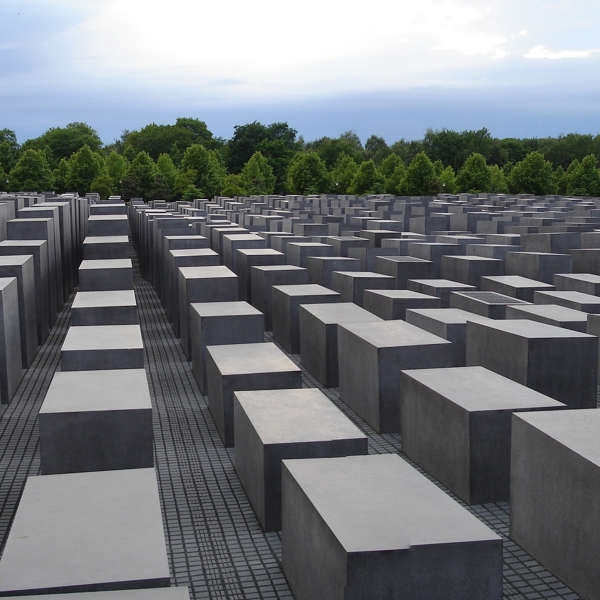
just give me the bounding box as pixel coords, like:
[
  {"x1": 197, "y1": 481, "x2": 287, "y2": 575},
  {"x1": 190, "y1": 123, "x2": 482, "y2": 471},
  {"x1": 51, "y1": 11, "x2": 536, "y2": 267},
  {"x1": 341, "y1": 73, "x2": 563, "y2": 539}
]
[{"x1": 2, "y1": 0, "x2": 599, "y2": 144}]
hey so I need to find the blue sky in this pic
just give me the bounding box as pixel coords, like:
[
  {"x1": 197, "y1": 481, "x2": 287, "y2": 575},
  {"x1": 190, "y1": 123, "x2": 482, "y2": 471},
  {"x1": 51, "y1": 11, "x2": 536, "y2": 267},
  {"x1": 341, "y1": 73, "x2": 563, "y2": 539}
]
[{"x1": 2, "y1": 0, "x2": 600, "y2": 145}]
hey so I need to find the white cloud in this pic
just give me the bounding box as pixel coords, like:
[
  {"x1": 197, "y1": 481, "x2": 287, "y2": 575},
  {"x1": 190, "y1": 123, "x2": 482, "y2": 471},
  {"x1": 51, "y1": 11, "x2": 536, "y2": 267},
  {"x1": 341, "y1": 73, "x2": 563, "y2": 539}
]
[{"x1": 524, "y1": 45, "x2": 597, "y2": 59}]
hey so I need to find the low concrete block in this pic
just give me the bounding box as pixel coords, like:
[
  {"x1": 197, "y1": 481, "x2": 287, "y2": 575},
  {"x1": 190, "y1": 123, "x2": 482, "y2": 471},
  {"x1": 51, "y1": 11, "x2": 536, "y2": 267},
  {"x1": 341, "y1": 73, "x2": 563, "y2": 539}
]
[
  {"x1": 250, "y1": 266, "x2": 309, "y2": 331},
  {"x1": 400, "y1": 366, "x2": 565, "y2": 504},
  {"x1": 505, "y1": 251, "x2": 572, "y2": 284},
  {"x1": 234, "y1": 388, "x2": 367, "y2": 531},
  {"x1": 287, "y1": 242, "x2": 333, "y2": 268},
  {"x1": 39, "y1": 369, "x2": 153, "y2": 475},
  {"x1": 272, "y1": 284, "x2": 340, "y2": 354},
  {"x1": 554, "y1": 273, "x2": 600, "y2": 295},
  {"x1": 480, "y1": 275, "x2": 555, "y2": 302},
  {"x1": 363, "y1": 289, "x2": 441, "y2": 320},
  {"x1": 0, "y1": 468, "x2": 170, "y2": 596},
  {"x1": 466, "y1": 319, "x2": 597, "y2": 408},
  {"x1": 0, "y1": 278, "x2": 23, "y2": 404},
  {"x1": 299, "y1": 302, "x2": 382, "y2": 387},
  {"x1": 78, "y1": 259, "x2": 134, "y2": 292},
  {"x1": 282, "y1": 454, "x2": 503, "y2": 600},
  {"x1": 330, "y1": 271, "x2": 395, "y2": 307},
  {"x1": 61, "y1": 325, "x2": 144, "y2": 371},
  {"x1": 511, "y1": 410, "x2": 600, "y2": 600},
  {"x1": 306, "y1": 256, "x2": 360, "y2": 288},
  {"x1": 506, "y1": 303, "x2": 588, "y2": 332},
  {"x1": 236, "y1": 248, "x2": 285, "y2": 302},
  {"x1": 373, "y1": 255, "x2": 433, "y2": 289},
  {"x1": 338, "y1": 320, "x2": 456, "y2": 433},
  {"x1": 71, "y1": 291, "x2": 138, "y2": 326},
  {"x1": 450, "y1": 290, "x2": 530, "y2": 319},
  {"x1": 190, "y1": 301, "x2": 265, "y2": 394},
  {"x1": 222, "y1": 233, "x2": 265, "y2": 272},
  {"x1": 206, "y1": 342, "x2": 302, "y2": 447},
  {"x1": 82, "y1": 236, "x2": 129, "y2": 260},
  {"x1": 407, "y1": 278, "x2": 476, "y2": 308},
  {"x1": 441, "y1": 255, "x2": 504, "y2": 287},
  {"x1": 534, "y1": 289, "x2": 600, "y2": 313},
  {"x1": 87, "y1": 215, "x2": 129, "y2": 237},
  {"x1": 178, "y1": 266, "x2": 239, "y2": 360}
]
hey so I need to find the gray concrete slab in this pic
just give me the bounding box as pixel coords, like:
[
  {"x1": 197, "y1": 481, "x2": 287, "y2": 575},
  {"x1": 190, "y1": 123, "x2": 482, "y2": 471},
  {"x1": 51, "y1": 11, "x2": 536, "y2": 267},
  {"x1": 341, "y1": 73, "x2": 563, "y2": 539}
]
[
  {"x1": 79, "y1": 259, "x2": 134, "y2": 292},
  {"x1": 450, "y1": 290, "x2": 530, "y2": 319},
  {"x1": 466, "y1": 318, "x2": 597, "y2": 408},
  {"x1": 0, "y1": 587, "x2": 188, "y2": 600},
  {"x1": 307, "y1": 257, "x2": 360, "y2": 289},
  {"x1": 87, "y1": 214, "x2": 129, "y2": 237},
  {"x1": 330, "y1": 271, "x2": 395, "y2": 307},
  {"x1": 505, "y1": 251, "x2": 573, "y2": 284},
  {"x1": 250, "y1": 266, "x2": 309, "y2": 331},
  {"x1": 534, "y1": 289, "x2": 600, "y2": 313},
  {"x1": 71, "y1": 290, "x2": 138, "y2": 326},
  {"x1": 554, "y1": 272, "x2": 600, "y2": 295},
  {"x1": 373, "y1": 255, "x2": 433, "y2": 289},
  {"x1": 236, "y1": 248, "x2": 285, "y2": 302},
  {"x1": 407, "y1": 278, "x2": 476, "y2": 308},
  {"x1": 282, "y1": 454, "x2": 502, "y2": 600},
  {"x1": 338, "y1": 320, "x2": 457, "y2": 433},
  {"x1": 400, "y1": 366, "x2": 565, "y2": 504},
  {"x1": 234, "y1": 388, "x2": 367, "y2": 531},
  {"x1": 206, "y1": 342, "x2": 302, "y2": 447},
  {"x1": 82, "y1": 236, "x2": 130, "y2": 260},
  {"x1": 0, "y1": 277, "x2": 22, "y2": 404},
  {"x1": 363, "y1": 289, "x2": 442, "y2": 320},
  {"x1": 0, "y1": 255, "x2": 38, "y2": 368},
  {"x1": 286, "y1": 242, "x2": 333, "y2": 268},
  {"x1": 440, "y1": 255, "x2": 505, "y2": 287},
  {"x1": 480, "y1": 275, "x2": 555, "y2": 302},
  {"x1": 178, "y1": 266, "x2": 239, "y2": 360},
  {"x1": 299, "y1": 302, "x2": 382, "y2": 388},
  {"x1": 39, "y1": 369, "x2": 152, "y2": 474},
  {"x1": 511, "y1": 409, "x2": 600, "y2": 600},
  {"x1": 506, "y1": 303, "x2": 588, "y2": 332},
  {"x1": 61, "y1": 325, "x2": 144, "y2": 371},
  {"x1": 222, "y1": 233, "x2": 266, "y2": 272},
  {"x1": 0, "y1": 468, "x2": 170, "y2": 595},
  {"x1": 272, "y1": 284, "x2": 340, "y2": 354},
  {"x1": 190, "y1": 301, "x2": 264, "y2": 394}
]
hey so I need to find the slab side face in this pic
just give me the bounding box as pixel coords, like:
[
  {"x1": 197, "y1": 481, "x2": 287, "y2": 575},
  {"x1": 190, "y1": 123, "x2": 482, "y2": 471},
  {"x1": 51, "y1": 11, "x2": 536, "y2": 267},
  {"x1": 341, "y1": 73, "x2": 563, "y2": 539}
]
[{"x1": 0, "y1": 469, "x2": 170, "y2": 595}]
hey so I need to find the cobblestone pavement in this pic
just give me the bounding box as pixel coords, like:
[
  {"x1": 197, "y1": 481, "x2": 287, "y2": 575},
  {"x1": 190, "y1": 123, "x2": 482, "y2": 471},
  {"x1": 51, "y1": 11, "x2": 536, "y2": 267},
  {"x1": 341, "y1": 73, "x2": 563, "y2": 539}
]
[{"x1": 0, "y1": 244, "x2": 584, "y2": 600}]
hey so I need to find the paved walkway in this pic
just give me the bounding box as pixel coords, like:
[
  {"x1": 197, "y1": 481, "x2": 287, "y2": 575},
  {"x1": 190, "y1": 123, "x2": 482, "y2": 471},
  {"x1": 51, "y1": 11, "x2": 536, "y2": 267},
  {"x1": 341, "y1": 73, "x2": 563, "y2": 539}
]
[{"x1": 0, "y1": 244, "x2": 583, "y2": 600}]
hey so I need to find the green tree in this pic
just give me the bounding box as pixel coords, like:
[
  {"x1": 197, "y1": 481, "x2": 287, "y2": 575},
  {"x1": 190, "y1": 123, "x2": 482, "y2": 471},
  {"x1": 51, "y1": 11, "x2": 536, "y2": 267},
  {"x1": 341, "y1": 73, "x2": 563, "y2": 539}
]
[
  {"x1": 22, "y1": 122, "x2": 102, "y2": 168},
  {"x1": 399, "y1": 152, "x2": 438, "y2": 195},
  {"x1": 286, "y1": 152, "x2": 330, "y2": 194},
  {"x1": 155, "y1": 153, "x2": 178, "y2": 199},
  {"x1": 0, "y1": 166, "x2": 7, "y2": 192},
  {"x1": 8, "y1": 149, "x2": 53, "y2": 191},
  {"x1": 0, "y1": 129, "x2": 19, "y2": 173},
  {"x1": 89, "y1": 171, "x2": 114, "y2": 199},
  {"x1": 384, "y1": 164, "x2": 406, "y2": 194},
  {"x1": 240, "y1": 151, "x2": 276, "y2": 195},
  {"x1": 439, "y1": 166, "x2": 458, "y2": 194},
  {"x1": 52, "y1": 158, "x2": 71, "y2": 193},
  {"x1": 364, "y1": 135, "x2": 390, "y2": 165},
  {"x1": 489, "y1": 165, "x2": 509, "y2": 193},
  {"x1": 555, "y1": 165, "x2": 567, "y2": 194},
  {"x1": 566, "y1": 154, "x2": 600, "y2": 196},
  {"x1": 220, "y1": 174, "x2": 247, "y2": 197},
  {"x1": 105, "y1": 151, "x2": 128, "y2": 193},
  {"x1": 66, "y1": 144, "x2": 103, "y2": 195},
  {"x1": 456, "y1": 153, "x2": 492, "y2": 193},
  {"x1": 379, "y1": 153, "x2": 404, "y2": 179},
  {"x1": 348, "y1": 159, "x2": 384, "y2": 194},
  {"x1": 330, "y1": 153, "x2": 358, "y2": 194},
  {"x1": 309, "y1": 131, "x2": 364, "y2": 169},
  {"x1": 509, "y1": 152, "x2": 557, "y2": 195},
  {"x1": 126, "y1": 151, "x2": 158, "y2": 198},
  {"x1": 176, "y1": 144, "x2": 225, "y2": 198}
]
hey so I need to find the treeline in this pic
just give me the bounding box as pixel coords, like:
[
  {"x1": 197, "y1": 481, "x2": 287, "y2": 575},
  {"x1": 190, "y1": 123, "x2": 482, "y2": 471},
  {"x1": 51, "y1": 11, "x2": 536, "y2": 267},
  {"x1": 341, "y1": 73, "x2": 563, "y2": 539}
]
[{"x1": 1, "y1": 119, "x2": 600, "y2": 198}]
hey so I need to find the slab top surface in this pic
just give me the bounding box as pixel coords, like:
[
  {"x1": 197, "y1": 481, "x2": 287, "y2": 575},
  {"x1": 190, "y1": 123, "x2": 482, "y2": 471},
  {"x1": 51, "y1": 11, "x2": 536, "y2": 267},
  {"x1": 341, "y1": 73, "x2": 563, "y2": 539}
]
[
  {"x1": 410, "y1": 279, "x2": 475, "y2": 289},
  {"x1": 333, "y1": 271, "x2": 394, "y2": 280},
  {"x1": 79, "y1": 259, "x2": 133, "y2": 270},
  {"x1": 482, "y1": 275, "x2": 553, "y2": 288},
  {"x1": 191, "y1": 301, "x2": 262, "y2": 318},
  {"x1": 83, "y1": 236, "x2": 129, "y2": 245},
  {"x1": 0, "y1": 240, "x2": 46, "y2": 249},
  {"x1": 0, "y1": 277, "x2": 16, "y2": 291},
  {"x1": 283, "y1": 454, "x2": 500, "y2": 553},
  {"x1": 40, "y1": 369, "x2": 151, "y2": 413},
  {"x1": 365, "y1": 290, "x2": 439, "y2": 301},
  {"x1": 508, "y1": 303, "x2": 588, "y2": 322},
  {"x1": 515, "y1": 409, "x2": 600, "y2": 468},
  {"x1": 272, "y1": 284, "x2": 338, "y2": 297},
  {"x1": 402, "y1": 366, "x2": 564, "y2": 412},
  {"x1": 62, "y1": 325, "x2": 143, "y2": 351},
  {"x1": 536, "y1": 290, "x2": 600, "y2": 304},
  {"x1": 206, "y1": 342, "x2": 300, "y2": 375},
  {"x1": 237, "y1": 249, "x2": 283, "y2": 257},
  {"x1": 556, "y1": 273, "x2": 600, "y2": 284},
  {"x1": 0, "y1": 589, "x2": 188, "y2": 600},
  {"x1": 470, "y1": 318, "x2": 593, "y2": 339},
  {"x1": 0, "y1": 468, "x2": 169, "y2": 594},
  {"x1": 454, "y1": 291, "x2": 529, "y2": 305},
  {"x1": 170, "y1": 249, "x2": 217, "y2": 258},
  {"x1": 223, "y1": 234, "x2": 264, "y2": 242},
  {"x1": 235, "y1": 389, "x2": 366, "y2": 444},
  {"x1": 72, "y1": 290, "x2": 136, "y2": 309},
  {"x1": 179, "y1": 266, "x2": 235, "y2": 279},
  {"x1": 252, "y1": 265, "x2": 306, "y2": 273},
  {"x1": 88, "y1": 215, "x2": 127, "y2": 221},
  {"x1": 340, "y1": 320, "x2": 451, "y2": 348},
  {"x1": 0, "y1": 255, "x2": 31, "y2": 267},
  {"x1": 301, "y1": 302, "x2": 382, "y2": 324}
]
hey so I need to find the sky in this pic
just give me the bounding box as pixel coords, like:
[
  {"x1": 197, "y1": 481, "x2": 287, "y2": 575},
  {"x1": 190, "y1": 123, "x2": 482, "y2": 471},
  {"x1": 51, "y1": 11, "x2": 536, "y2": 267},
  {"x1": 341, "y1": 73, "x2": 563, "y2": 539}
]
[{"x1": 1, "y1": 0, "x2": 600, "y2": 145}]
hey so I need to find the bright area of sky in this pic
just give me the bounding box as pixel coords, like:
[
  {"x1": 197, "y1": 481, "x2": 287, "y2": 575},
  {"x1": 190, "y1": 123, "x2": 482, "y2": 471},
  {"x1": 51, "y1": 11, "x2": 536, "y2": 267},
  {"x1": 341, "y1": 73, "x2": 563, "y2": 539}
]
[{"x1": 2, "y1": 0, "x2": 599, "y2": 144}]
